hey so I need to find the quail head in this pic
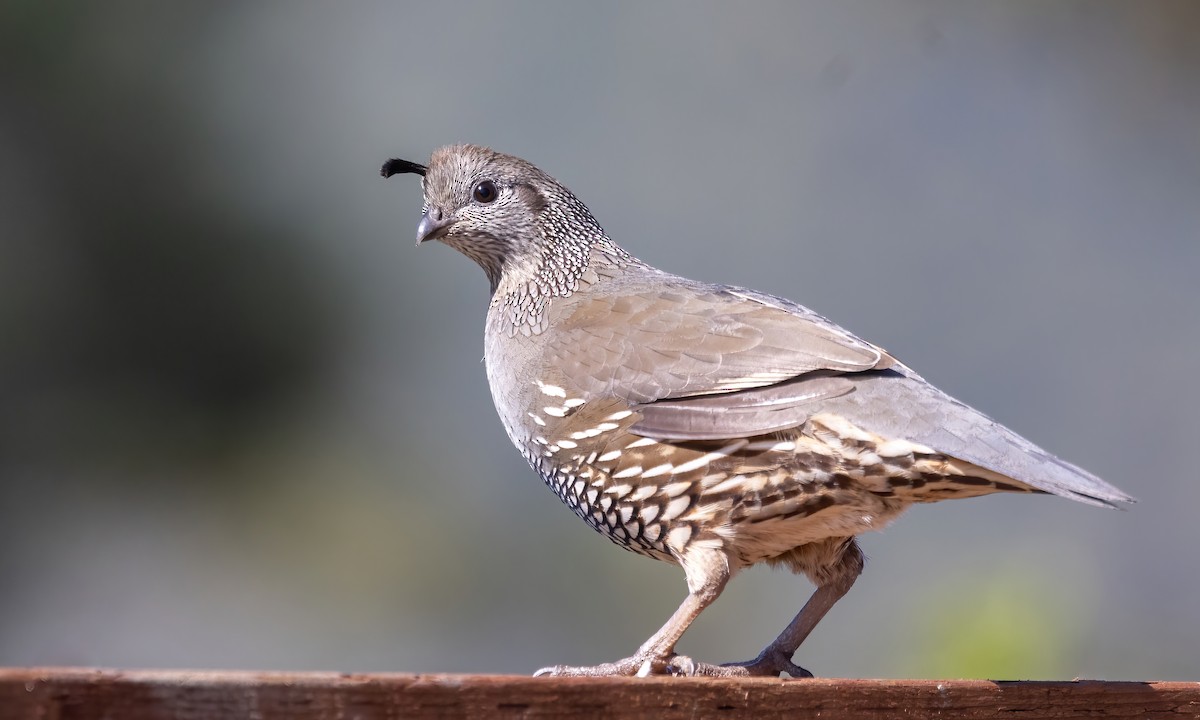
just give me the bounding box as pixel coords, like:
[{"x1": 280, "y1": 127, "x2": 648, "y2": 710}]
[{"x1": 381, "y1": 145, "x2": 1133, "y2": 678}]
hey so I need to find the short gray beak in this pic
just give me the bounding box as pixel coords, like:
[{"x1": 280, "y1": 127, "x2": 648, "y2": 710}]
[{"x1": 416, "y1": 207, "x2": 452, "y2": 245}]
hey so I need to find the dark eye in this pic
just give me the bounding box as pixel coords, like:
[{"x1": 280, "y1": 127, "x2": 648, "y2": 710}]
[{"x1": 473, "y1": 179, "x2": 498, "y2": 204}]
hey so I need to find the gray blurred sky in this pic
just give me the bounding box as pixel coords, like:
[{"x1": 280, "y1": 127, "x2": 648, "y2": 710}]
[{"x1": 1, "y1": 2, "x2": 1197, "y2": 680}]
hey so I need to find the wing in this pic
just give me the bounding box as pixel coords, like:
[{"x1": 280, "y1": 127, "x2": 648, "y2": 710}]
[
  {"x1": 545, "y1": 275, "x2": 895, "y2": 406},
  {"x1": 545, "y1": 274, "x2": 1132, "y2": 508},
  {"x1": 630, "y1": 373, "x2": 856, "y2": 441}
]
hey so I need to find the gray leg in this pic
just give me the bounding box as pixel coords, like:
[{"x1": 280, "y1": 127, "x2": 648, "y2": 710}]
[
  {"x1": 694, "y1": 537, "x2": 865, "y2": 678},
  {"x1": 536, "y1": 546, "x2": 731, "y2": 677}
]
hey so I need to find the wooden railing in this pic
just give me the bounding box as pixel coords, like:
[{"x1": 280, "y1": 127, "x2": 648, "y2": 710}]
[{"x1": 1, "y1": 668, "x2": 1196, "y2": 719}]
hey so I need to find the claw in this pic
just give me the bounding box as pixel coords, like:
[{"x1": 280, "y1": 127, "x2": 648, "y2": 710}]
[{"x1": 665, "y1": 654, "x2": 696, "y2": 676}]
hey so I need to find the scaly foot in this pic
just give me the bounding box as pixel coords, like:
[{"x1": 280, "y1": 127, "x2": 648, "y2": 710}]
[
  {"x1": 534, "y1": 648, "x2": 812, "y2": 678},
  {"x1": 710, "y1": 646, "x2": 814, "y2": 678},
  {"x1": 535, "y1": 653, "x2": 705, "y2": 677}
]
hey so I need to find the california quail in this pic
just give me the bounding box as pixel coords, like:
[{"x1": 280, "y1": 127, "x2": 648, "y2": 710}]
[{"x1": 381, "y1": 145, "x2": 1133, "y2": 678}]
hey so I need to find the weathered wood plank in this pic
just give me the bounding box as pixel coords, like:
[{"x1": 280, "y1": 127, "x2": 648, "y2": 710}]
[{"x1": 0, "y1": 668, "x2": 1196, "y2": 720}]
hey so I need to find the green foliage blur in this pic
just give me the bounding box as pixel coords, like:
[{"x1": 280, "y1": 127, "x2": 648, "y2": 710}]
[{"x1": 909, "y1": 569, "x2": 1079, "y2": 679}]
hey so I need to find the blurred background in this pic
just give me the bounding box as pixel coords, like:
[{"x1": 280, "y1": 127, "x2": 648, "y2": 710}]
[{"x1": 1, "y1": 1, "x2": 1197, "y2": 680}]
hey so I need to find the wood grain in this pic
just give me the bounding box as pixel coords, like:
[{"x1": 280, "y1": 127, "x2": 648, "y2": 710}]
[{"x1": 1, "y1": 668, "x2": 1197, "y2": 720}]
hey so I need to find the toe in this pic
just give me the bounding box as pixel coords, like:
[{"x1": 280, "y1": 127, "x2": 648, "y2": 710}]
[
  {"x1": 719, "y1": 647, "x2": 814, "y2": 678},
  {"x1": 779, "y1": 658, "x2": 813, "y2": 678},
  {"x1": 532, "y1": 656, "x2": 650, "y2": 677},
  {"x1": 689, "y1": 661, "x2": 751, "y2": 677}
]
